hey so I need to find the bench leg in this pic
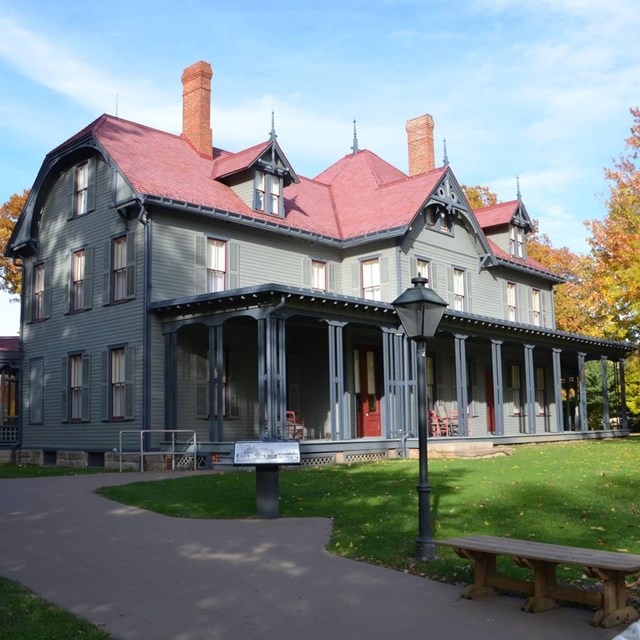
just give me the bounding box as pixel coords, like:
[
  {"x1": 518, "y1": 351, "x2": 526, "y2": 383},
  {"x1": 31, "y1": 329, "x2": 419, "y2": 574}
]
[
  {"x1": 587, "y1": 569, "x2": 640, "y2": 628},
  {"x1": 518, "y1": 559, "x2": 560, "y2": 613},
  {"x1": 460, "y1": 551, "x2": 498, "y2": 599}
]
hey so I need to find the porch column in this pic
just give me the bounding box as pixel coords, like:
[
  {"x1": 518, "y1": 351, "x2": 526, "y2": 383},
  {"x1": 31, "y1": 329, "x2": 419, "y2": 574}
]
[
  {"x1": 552, "y1": 348, "x2": 564, "y2": 432},
  {"x1": 327, "y1": 321, "x2": 347, "y2": 440},
  {"x1": 491, "y1": 340, "x2": 505, "y2": 436},
  {"x1": 578, "y1": 352, "x2": 588, "y2": 431},
  {"x1": 382, "y1": 328, "x2": 408, "y2": 439},
  {"x1": 454, "y1": 334, "x2": 469, "y2": 436},
  {"x1": 619, "y1": 359, "x2": 628, "y2": 429},
  {"x1": 601, "y1": 356, "x2": 611, "y2": 430},
  {"x1": 258, "y1": 316, "x2": 287, "y2": 440},
  {"x1": 208, "y1": 325, "x2": 224, "y2": 441},
  {"x1": 164, "y1": 330, "x2": 178, "y2": 432},
  {"x1": 524, "y1": 344, "x2": 536, "y2": 434}
]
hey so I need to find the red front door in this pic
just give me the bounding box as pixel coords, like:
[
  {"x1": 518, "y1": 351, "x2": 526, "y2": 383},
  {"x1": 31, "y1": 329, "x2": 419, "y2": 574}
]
[
  {"x1": 356, "y1": 347, "x2": 382, "y2": 437},
  {"x1": 485, "y1": 368, "x2": 495, "y2": 434}
]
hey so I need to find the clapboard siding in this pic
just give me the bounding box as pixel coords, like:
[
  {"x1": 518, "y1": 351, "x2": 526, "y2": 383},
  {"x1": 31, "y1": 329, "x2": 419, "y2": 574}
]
[{"x1": 20, "y1": 153, "x2": 145, "y2": 450}]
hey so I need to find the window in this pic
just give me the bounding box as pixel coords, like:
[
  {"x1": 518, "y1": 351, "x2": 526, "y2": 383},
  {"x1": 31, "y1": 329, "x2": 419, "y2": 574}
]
[
  {"x1": 312, "y1": 260, "x2": 327, "y2": 291},
  {"x1": 111, "y1": 348, "x2": 126, "y2": 419},
  {"x1": 70, "y1": 355, "x2": 83, "y2": 420},
  {"x1": 361, "y1": 259, "x2": 381, "y2": 301},
  {"x1": 113, "y1": 237, "x2": 127, "y2": 301},
  {"x1": 425, "y1": 205, "x2": 452, "y2": 235},
  {"x1": 72, "y1": 250, "x2": 85, "y2": 311},
  {"x1": 510, "y1": 364, "x2": 522, "y2": 416},
  {"x1": 453, "y1": 268, "x2": 465, "y2": 311},
  {"x1": 33, "y1": 263, "x2": 45, "y2": 320},
  {"x1": 416, "y1": 258, "x2": 430, "y2": 284},
  {"x1": 510, "y1": 225, "x2": 525, "y2": 258},
  {"x1": 254, "y1": 171, "x2": 282, "y2": 216},
  {"x1": 535, "y1": 367, "x2": 546, "y2": 416},
  {"x1": 507, "y1": 282, "x2": 517, "y2": 322},
  {"x1": 0, "y1": 366, "x2": 18, "y2": 427},
  {"x1": 75, "y1": 162, "x2": 89, "y2": 215},
  {"x1": 532, "y1": 289, "x2": 542, "y2": 326},
  {"x1": 207, "y1": 239, "x2": 226, "y2": 292},
  {"x1": 101, "y1": 347, "x2": 133, "y2": 421}
]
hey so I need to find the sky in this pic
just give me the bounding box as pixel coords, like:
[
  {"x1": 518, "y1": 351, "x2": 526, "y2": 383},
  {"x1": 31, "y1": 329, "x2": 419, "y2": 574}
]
[{"x1": 1, "y1": 0, "x2": 639, "y2": 336}]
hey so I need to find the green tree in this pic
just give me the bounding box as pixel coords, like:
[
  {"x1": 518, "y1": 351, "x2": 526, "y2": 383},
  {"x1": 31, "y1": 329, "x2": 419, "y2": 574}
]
[{"x1": 0, "y1": 190, "x2": 28, "y2": 297}]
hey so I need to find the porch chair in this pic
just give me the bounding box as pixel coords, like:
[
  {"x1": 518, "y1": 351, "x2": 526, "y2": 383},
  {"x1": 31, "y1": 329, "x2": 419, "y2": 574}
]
[
  {"x1": 286, "y1": 410, "x2": 305, "y2": 440},
  {"x1": 428, "y1": 410, "x2": 448, "y2": 437},
  {"x1": 449, "y1": 409, "x2": 471, "y2": 435}
]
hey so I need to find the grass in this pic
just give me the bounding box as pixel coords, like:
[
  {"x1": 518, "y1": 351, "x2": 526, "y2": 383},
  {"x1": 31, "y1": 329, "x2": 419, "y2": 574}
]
[
  {"x1": 0, "y1": 576, "x2": 113, "y2": 639},
  {"x1": 100, "y1": 439, "x2": 640, "y2": 590},
  {"x1": 0, "y1": 464, "x2": 110, "y2": 479}
]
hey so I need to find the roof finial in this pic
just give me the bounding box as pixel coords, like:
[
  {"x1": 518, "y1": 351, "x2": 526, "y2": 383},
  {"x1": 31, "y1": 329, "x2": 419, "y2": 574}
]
[
  {"x1": 269, "y1": 110, "x2": 277, "y2": 142},
  {"x1": 443, "y1": 137, "x2": 449, "y2": 166},
  {"x1": 516, "y1": 176, "x2": 522, "y2": 200},
  {"x1": 351, "y1": 118, "x2": 359, "y2": 155}
]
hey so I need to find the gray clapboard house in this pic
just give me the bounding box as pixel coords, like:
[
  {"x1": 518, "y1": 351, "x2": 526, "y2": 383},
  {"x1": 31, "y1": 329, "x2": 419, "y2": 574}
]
[{"x1": 2, "y1": 60, "x2": 634, "y2": 467}]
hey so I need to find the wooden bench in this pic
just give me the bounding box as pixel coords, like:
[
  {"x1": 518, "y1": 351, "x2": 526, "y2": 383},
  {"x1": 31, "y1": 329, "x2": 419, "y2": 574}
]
[{"x1": 437, "y1": 535, "x2": 640, "y2": 627}]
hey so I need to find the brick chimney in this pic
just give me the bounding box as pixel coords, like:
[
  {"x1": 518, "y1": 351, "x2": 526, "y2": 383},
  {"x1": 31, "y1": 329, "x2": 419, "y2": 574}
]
[
  {"x1": 406, "y1": 114, "x2": 435, "y2": 176},
  {"x1": 181, "y1": 61, "x2": 213, "y2": 157}
]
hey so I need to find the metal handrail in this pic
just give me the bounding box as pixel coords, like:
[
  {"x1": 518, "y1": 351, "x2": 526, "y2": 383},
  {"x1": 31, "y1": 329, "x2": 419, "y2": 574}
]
[{"x1": 116, "y1": 430, "x2": 198, "y2": 472}]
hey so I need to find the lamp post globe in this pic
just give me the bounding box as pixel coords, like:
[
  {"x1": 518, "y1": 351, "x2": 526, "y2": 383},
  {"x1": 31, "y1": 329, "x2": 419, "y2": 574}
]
[{"x1": 392, "y1": 276, "x2": 447, "y2": 562}]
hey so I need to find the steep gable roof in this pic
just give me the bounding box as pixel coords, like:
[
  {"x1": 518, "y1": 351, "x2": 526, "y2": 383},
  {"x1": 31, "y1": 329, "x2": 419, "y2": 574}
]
[
  {"x1": 487, "y1": 239, "x2": 564, "y2": 282},
  {"x1": 475, "y1": 199, "x2": 533, "y2": 232}
]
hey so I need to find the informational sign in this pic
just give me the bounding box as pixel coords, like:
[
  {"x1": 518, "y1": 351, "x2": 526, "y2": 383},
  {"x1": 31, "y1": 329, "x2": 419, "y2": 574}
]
[{"x1": 233, "y1": 440, "x2": 301, "y2": 465}]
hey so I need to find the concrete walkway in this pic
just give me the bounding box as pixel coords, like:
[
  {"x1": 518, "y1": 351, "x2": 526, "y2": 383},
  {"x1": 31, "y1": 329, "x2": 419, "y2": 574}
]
[{"x1": 0, "y1": 472, "x2": 629, "y2": 640}]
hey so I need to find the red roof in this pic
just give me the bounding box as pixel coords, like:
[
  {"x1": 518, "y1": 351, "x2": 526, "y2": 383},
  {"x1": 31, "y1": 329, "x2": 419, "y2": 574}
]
[
  {"x1": 0, "y1": 337, "x2": 20, "y2": 351},
  {"x1": 475, "y1": 201, "x2": 519, "y2": 229},
  {"x1": 487, "y1": 239, "x2": 559, "y2": 279},
  {"x1": 56, "y1": 114, "x2": 558, "y2": 278}
]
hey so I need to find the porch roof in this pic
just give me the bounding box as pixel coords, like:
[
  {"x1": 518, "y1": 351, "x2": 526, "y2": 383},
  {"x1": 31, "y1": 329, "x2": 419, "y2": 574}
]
[{"x1": 150, "y1": 284, "x2": 636, "y2": 359}]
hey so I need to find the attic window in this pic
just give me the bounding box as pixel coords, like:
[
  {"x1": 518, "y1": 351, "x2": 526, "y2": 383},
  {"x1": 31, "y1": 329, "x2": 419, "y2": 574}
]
[
  {"x1": 254, "y1": 170, "x2": 283, "y2": 216},
  {"x1": 510, "y1": 225, "x2": 525, "y2": 258},
  {"x1": 425, "y1": 205, "x2": 452, "y2": 235}
]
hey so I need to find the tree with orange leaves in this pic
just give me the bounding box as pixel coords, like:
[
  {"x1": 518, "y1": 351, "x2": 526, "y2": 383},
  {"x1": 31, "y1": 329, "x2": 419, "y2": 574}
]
[{"x1": 0, "y1": 190, "x2": 28, "y2": 297}]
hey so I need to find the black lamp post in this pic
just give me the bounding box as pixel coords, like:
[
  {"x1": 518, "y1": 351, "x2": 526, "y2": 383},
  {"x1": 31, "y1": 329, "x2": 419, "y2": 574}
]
[{"x1": 392, "y1": 276, "x2": 448, "y2": 562}]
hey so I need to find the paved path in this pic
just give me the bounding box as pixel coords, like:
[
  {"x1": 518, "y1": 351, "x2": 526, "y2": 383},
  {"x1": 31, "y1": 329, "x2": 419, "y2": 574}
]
[{"x1": 0, "y1": 472, "x2": 628, "y2": 639}]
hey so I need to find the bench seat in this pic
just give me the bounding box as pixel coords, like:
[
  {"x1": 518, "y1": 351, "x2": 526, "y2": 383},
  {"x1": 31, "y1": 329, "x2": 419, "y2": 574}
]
[{"x1": 437, "y1": 535, "x2": 640, "y2": 628}]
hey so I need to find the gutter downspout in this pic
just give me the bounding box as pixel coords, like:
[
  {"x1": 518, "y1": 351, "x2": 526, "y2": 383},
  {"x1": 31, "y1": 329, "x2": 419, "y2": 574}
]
[
  {"x1": 138, "y1": 204, "x2": 151, "y2": 451},
  {"x1": 12, "y1": 258, "x2": 25, "y2": 463}
]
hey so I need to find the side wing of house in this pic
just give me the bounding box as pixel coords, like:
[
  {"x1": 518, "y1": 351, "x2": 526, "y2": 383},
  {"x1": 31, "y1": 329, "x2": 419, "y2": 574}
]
[{"x1": 7, "y1": 142, "x2": 146, "y2": 453}]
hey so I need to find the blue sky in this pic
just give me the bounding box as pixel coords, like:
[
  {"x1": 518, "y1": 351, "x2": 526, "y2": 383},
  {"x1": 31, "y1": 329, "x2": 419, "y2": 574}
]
[{"x1": 1, "y1": 0, "x2": 639, "y2": 335}]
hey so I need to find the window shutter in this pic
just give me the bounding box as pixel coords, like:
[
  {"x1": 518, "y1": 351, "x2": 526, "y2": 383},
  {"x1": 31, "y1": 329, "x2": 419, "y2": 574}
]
[
  {"x1": 124, "y1": 346, "x2": 135, "y2": 420},
  {"x1": 466, "y1": 271, "x2": 473, "y2": 313},
  {"x1": 24, "y1": 269, "x2": 32, "y2": 323},
  {"x1": 103, "y1": 242, "x2": 111, "y2": 306},
  {"x1": 328, "y1": 263, "x2": 338, "y2": 293},
  {"x1": 100, "y1": 351, "x2": 109, "y2": 420},
  {"x1": 61, "y1": 356, "x2": 68, "y2": 422},
  {"x1": 351, "y1": 262, "x2": 360, "y2": 297},
  {"x1": 302, "y1": 258, "x2": 311, "y2": 288},
  {"x1": 228, "y1": 242, "x2": 240, "y2": 290},
  {"x1": 126, "y1": 233, "x2": 136, "y2": 299},
  {"x1": 86, "y1": 157, "x2": 97, "y2": 213},
  {"x1": 30, "y1": 358, "x2": 44, "y2": 424},
  {"x1": 380, "y1": 257, "x2": 390, "y2": 300},
  {"x1": 42, "y1": 260, "x2": 52, "y2": 319},
  {"x1": 68, "y1": 167, "x2": 75, "y2": 220},
  {"x1": 84, "y1": 246, "x2": 93, "y2": 310},
  {"x1": 65, "y1": 256, "x2": 72, "y2": 313},
  {"x1": 447, "y1": 268, "x2": 454, "y2": 307},
  {"x1": 81, "y1": 353, "x2": 91, "y2": 421},
  {"x1": 194, "y1": 236, "x2": 207, "y2": 293},
  {"x1": 430, "y1": 262, "x2": 438, "y2": 291}
]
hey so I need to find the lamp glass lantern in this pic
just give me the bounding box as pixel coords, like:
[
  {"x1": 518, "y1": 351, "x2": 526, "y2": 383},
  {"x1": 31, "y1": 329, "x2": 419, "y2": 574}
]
[{"x1": 392, "y1": 275, "x2": 448, "y2": 562}]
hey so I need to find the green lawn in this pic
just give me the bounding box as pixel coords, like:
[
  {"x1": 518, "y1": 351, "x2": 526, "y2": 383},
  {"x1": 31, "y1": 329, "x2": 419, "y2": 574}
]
[
  {"x1": 100, "y1": 439, "x2": 640, "y2": 590},
  {"x1": 0, "y1": 464, "x2": 109, "y2": 479}
]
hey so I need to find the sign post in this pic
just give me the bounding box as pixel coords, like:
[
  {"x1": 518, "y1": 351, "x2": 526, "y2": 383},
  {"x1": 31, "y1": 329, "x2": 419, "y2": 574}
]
[{"x1": 233, "y1": 441, "x2": 301, "y2": 519}]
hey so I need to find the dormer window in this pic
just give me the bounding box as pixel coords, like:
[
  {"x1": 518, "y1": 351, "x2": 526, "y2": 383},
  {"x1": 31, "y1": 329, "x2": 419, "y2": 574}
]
[
  {"x1": 510, "y1": 225, "x2": 525, "y2": 258},
  {"x1": 254, "y1": 170, "x2": 283, "y2": 216},
  {"x1": 425, "y1": 205, "x2": 452, "y2": 235}
]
